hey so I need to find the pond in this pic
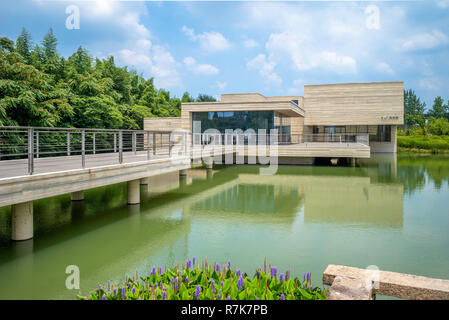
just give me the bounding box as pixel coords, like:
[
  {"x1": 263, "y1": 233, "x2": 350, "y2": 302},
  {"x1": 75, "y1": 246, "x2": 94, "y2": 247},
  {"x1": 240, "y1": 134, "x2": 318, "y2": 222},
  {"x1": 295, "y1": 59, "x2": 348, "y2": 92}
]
[{"x1": 0, "y1": 154, "x2": 448, "y2": 299}]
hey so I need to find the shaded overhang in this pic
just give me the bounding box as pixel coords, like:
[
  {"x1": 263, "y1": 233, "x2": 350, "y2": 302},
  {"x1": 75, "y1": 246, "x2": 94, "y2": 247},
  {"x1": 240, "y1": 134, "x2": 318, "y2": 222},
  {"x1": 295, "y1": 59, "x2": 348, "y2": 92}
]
[{"x1": 182, "y1": 100, "x2": 305, "y2": 117}]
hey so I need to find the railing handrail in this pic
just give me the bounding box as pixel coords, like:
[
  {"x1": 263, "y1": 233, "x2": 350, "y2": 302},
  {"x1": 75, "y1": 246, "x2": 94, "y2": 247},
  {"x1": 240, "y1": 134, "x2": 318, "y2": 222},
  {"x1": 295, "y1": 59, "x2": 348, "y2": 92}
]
[{"x1": 0, "y1": 125, "x2": 187, "y2": 135}]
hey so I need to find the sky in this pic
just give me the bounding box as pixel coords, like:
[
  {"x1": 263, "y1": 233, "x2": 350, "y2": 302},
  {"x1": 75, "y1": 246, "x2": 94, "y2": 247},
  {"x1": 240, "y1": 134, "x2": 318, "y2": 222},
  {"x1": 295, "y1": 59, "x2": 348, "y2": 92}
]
[{"x1": 1, "y1": 0, "x2": 448, "y2": 109}]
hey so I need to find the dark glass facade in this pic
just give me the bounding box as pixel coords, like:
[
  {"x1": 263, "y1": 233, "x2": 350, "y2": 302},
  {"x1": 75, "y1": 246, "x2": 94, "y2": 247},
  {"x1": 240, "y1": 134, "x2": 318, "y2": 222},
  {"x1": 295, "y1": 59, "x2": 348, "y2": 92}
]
[{"x1": 192, "y1": 111, "x2": 274, "y2": 133}]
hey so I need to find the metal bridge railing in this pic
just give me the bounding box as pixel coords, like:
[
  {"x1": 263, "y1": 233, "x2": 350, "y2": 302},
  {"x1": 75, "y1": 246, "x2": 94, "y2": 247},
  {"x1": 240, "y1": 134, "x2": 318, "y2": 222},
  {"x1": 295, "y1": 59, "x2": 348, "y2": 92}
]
[
  {"x1": 192, "y1": 133, "x2": 370, "y2": 147},
  {"x1": 0, "y1": 126, "x2": 189, "y2": 175}
]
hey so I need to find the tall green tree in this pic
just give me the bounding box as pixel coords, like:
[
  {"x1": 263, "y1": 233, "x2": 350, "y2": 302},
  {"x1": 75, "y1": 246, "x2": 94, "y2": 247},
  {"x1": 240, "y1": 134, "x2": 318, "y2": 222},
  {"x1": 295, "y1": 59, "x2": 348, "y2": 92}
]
[
  {"x1": 0, "y1": 37, "x2": 14, "y2": 52},
  {"x1": 15, "y1": 28, "x2": 32, "y2": 62},
  {"x1": 404, "y1": 89, "x2": 426, "y2": 128},
  {"x1": 428, "y1": 96, "x2": 448, "y2": 119},
  {"x1": 196, "y1": 94, "x2": 216, "y2": 102},
  {"x1": 41, "y1": 28, "x2": 58, "y2": 60},
  {"x1": 181, "y1": 92, "x2": 195, "y2": 103}
]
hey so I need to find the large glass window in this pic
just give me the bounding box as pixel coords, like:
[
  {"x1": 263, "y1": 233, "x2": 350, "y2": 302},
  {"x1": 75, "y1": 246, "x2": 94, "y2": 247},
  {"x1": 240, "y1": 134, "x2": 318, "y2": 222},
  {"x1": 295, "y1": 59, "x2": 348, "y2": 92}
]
[
  {"x1": 192, "y1": 111, "x2": 274, "y2": 134},
  {"x1": 375, "y1": 125, "x2": 391, "y2": 142}
]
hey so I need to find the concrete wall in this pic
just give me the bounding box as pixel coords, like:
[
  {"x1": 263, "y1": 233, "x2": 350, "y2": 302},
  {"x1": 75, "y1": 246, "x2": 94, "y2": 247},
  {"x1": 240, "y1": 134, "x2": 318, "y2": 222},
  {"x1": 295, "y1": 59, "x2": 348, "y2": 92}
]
[
  {"x1": 143, "y1": 117, "x2": 183, "y2": 131},
  {"x1": 303, "y1": 81, "x2": 404, "y2": 126},
  {"x1": 370, "y1": 125, "x2": 397, "y2": 153}
]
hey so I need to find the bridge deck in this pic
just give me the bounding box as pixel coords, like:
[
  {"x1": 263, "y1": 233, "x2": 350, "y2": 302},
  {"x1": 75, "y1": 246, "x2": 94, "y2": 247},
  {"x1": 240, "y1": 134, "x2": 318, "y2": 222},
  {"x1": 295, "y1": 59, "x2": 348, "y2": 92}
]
[{"x1": 0, "y1": 151, "x2": 170, "y2": 179}]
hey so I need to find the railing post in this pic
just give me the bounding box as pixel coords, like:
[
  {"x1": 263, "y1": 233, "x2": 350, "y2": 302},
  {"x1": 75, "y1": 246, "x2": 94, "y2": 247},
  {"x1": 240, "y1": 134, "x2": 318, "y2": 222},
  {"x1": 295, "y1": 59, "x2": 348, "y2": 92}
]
[
  {"x1": 147, "y1": 132, "x2": 150, "y2": 160},
  {"x1": 113, "y1": 133, "x2": 117, "y2": 152},
  {"x1": 27, "y1": 127, "x2": 34, "y2": 175},
  {"x1": 35, "y1": 131, "x2": 39, "y2": 158},
  {"x1": 93, "y1": 132, "x2": 96, "y2": 154},
  {"x1": 67, "y1": 132, "x2": 71, "y2": 156},
  {"x1": 81, "y1": 129, "x2": 85, "y2": 168},
  {"x1": 184, "y1": 132, "x2": 188, "y2": 156},
  {"x1": 132, "y1": 132, "x2": 136, "y2": 155},
  {"x1": 119, "y1": 130, "x2": 123, "y2": 164},
  {"x1": 169, "y1": 133, "x2": 172, "y2": 157},
  {"x1": 153, "y1": 133, "x2": 156, "y2": 155}
]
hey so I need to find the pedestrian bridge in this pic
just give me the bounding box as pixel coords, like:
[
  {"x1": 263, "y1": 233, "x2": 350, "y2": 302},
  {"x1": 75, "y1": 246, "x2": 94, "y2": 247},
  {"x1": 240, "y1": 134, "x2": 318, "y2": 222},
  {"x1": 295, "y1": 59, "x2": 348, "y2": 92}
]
[{"x1": 0, "y1": 126, "x2": 370, "y2": 240}]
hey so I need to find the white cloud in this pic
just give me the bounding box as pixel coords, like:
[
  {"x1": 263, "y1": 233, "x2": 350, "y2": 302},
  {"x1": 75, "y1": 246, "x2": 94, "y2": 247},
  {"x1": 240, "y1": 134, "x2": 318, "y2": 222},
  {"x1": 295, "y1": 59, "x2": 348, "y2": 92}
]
[
  {"x1": 183, "y1": 56, "x2": 219, "y2": 75},
  {"x1": 150, "y1": 46, "x2": 181, "y2": 88},
  {"x1": 247, "y1": 54, "x2": 282, "y2": 86},
  {"x1": 436, "y1": 0, "x2": 449, "y2": 8},
  {"x1": 215, "y1": 81, "x2": 227, "y2": 90},
  {"x1": 182, "y1": 26, "x2": 232, "y2": 51},
  {"x1": 418, "y1": 78, "x2": 442, "y2": 90},
  {"x1": 266, "y1": 31, "x2": 357, "y2": 74},
  {"x1": 376, "y1": 62, "x2": 394, "y2": 75},
  {"x1": 401, "y1": 30, "x2": 449, "y2": 51},
  {"x1": 244, "y1": 39, "x2": 258, "y2": 48}
]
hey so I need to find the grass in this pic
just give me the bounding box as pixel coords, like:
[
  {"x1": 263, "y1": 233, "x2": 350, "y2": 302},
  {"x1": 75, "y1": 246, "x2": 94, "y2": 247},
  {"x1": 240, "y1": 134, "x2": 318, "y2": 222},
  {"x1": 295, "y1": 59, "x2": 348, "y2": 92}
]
[
  {"x1": 397, "y1": 135, "x2": 449, "y2": 153},
  {"x1": 78, "y1": 258, "x2": 328, "y2": 300}
]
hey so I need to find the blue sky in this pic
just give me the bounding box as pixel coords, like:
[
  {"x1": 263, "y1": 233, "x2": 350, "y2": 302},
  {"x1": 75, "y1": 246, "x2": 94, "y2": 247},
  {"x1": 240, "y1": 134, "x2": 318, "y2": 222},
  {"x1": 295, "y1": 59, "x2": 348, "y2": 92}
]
[{"x1": 1, "y1": 1, "x2": 449, "y2": 109}]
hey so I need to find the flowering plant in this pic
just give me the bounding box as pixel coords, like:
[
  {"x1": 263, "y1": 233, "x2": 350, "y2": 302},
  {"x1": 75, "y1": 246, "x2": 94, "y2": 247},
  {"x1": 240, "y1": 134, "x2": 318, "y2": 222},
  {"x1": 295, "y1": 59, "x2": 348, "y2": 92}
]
[{"x1": 78, "y1": 258, "x2": 327, "y2": 300}]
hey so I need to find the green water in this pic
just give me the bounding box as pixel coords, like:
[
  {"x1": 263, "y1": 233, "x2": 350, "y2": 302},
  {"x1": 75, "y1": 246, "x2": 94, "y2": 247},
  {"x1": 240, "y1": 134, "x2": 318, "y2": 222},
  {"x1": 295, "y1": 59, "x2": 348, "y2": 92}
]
[{"x1": 0, "y1": 154, "x2": 448, "y2": 299}]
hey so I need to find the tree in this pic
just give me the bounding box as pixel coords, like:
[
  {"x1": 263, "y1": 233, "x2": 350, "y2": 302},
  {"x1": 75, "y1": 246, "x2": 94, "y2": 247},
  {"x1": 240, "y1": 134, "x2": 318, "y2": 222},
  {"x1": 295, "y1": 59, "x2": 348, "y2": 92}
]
[
  {"x1": 0, "y1": 37, "x2": 14, "y2": 52},
  {"x1": 0, "y1": 26, "x2": 212, "y2": 130},
  {"x1": 427, "y1": 117, "x2": 449, "y2": 135},
  {"x1": 42, "y1": 28, "x2": 58, "y2": 60},
  {"x1": 16, "y1": 28, "x2": 32, "y2": 61},
  {"x1": 428, "y1": 96, "x2": 448, "y2": 119},
  {"x1": 181, "y1": 92, "x2": 195, "y2": 103},
  {"x1": 68, "y1": 46, "x2": 92, "y2": 74},
  {"x1": 404, "y1": 89, "x2": 426, "y2": 128},
  {"x1": 196, "y1": 94, "x2": 216, "y2": 102}
]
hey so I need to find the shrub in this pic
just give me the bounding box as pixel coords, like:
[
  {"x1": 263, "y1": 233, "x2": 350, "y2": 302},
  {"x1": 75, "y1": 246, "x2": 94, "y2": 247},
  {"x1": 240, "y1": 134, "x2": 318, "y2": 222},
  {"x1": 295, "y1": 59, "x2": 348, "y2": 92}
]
[
  {"x1": 78, "y1": 258, "x2": 327, "y2": 300},
  {"x1": 398, "y1": 135, "x2": 449, "y2": 151},
  {"x1": 426, "y1": 117, "x2": 449, "y2": 136}
]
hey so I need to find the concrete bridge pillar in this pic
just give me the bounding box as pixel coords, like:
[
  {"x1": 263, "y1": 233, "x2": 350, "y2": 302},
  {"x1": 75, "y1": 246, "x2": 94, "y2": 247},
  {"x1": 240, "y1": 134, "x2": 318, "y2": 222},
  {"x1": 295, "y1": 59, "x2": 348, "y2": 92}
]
[
  {"x1": 11, "y1": 201, "x2": 33, "y2": 241},
  {"x1": 71, "y1": 191, "x2": 84, "y2": 201},
  {"x1": 127, "y1": 179, "x2": 140, "y2": 205},
  {"x1": 179, "y1": 169, "x2": 188, "y2": 176},
  {"x1": 350, "y1": 158, "x2": 356, "y2": 167},
  {"x1": 140, "y1": 177, "x2": 150, "y2": 185},
  {"x1": 204, "y1": 157, "x2": 213, "y2": 170}
]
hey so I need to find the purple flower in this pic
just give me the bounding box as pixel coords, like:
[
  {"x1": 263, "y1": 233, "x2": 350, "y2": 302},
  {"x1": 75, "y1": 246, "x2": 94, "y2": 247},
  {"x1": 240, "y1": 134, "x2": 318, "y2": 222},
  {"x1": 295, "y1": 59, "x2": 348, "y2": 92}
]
[
  {"x1": 102, "y1": 294, "x2": 106, "y2": 300},
  {"x1": 280, "y1": 294, "x2": 285, "y2": 300},
  {"x1": 221, "y1": 281, "x2": 224, "y2": 287},
  {"x1": 286, "y1": 270, "x2": 290, "y2": 281},
  {"x1": 193, "y1": 257, "x2": 196, "y2": 266},
  {"x1": 175, "y1": 278, "x2": 179, "y2": 291},
  {"x1": 179, "y1": 270, "x2": 182, "y2": 278},
  {"x1": 227, "y1": 260, "x2": 231, "y2": 270},
  {"x1": 227, "y1": 296, "x2": 231, "y2": 300},
  {"x1": 186, "y1": 259, "x2": 192, "y2": 269},
  {"x1": 122, "y1": 287, "x2": 126, "y2": 299},
  {"x1": 271, "y1": 267, "x2": 277, "y2": 279},
  {"x1": 279, "y1": 273, "x2": 284, "y2": 283},
  {"x1": 132, "y1": 287, "x2": 136, "y2": 295},
  {"x1": 306, "y1": 272, "x2": 310, "y2": 283},
  {"x1": 217, "y1": 294, "x2": 221, "y2": 300},
  {"x1": 237, "y1": 275, "x2": 244, "y2": 290},
  {"x1": 128, "y1": 282, "x2": 131, "y2": 288},
  {"x1": 186, "y1": 276, "x2": 189, "y2": 284},
  {"x1": 256, "y1": 296, "x2": 259, "y2": 300},
  {"x1": 158, "y1": 267, "x2": 162, "y2": 275},
  {"x1": 216, "y1": 264, "x2": 220, "y2": 272},
  {"x1": 210, "y1": 279, "x2": 216, "y2": 293},
  {"x1": 195, "y1": 286, "x2": 201, "y2": 299},
  {"x1": 107, "y1": 280, "x2": 111, "y2": 290},
  {"x1": 235, "y1": 269, "x2": 241, "y2": 277},
  {"x1": 162, "y1": 289, "x2": 167, "y2": 300},
  {"x1": 113, "y1": 288, "x2": 117, "y2": 296},
  {"x1": 151, "y1": 267, "x2": 155, "y2": 276}
]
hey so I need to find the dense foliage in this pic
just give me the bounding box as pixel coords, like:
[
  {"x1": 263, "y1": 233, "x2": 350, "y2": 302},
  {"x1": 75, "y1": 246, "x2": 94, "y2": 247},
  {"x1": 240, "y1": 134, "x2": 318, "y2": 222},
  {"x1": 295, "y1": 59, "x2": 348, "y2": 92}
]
[
  {"x1": 0, "y1": 28, "x2": 215, "y2": 129},
  {"x1": 78, "y1": 258, "x2": 327, "y2": 300}
]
